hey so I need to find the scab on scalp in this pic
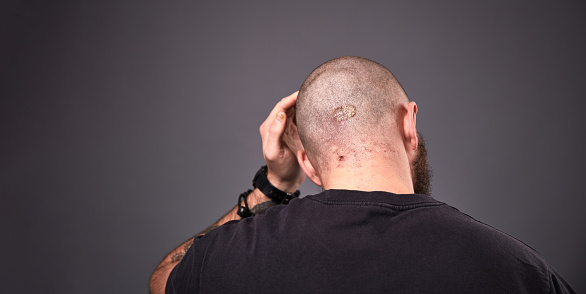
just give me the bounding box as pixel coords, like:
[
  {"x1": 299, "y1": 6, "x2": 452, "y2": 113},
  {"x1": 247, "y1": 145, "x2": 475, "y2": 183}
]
[{"x1": 332, "y1": 105, "x2": 357, "y2": 122}]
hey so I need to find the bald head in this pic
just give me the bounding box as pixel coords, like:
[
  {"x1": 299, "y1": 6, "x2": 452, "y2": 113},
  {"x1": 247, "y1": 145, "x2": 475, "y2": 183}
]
[{"x1": 296, "y1": 56, "x2": 410, "y2": 172}]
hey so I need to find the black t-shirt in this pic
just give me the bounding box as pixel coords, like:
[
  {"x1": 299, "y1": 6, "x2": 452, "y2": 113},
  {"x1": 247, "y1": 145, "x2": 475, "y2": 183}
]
[{"x1": 166, "y1": 190, "x2": 575, "y2": 293}]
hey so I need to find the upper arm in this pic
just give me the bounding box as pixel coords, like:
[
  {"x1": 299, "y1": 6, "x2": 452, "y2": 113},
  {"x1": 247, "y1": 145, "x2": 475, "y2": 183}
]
[{"x1": 165, "y1": 233, "x2": 215, "y2": 294}]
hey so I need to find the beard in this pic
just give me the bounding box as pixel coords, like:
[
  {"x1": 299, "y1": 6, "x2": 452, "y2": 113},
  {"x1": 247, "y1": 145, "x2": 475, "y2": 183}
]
[{"x1": 412, "y1": 132, "x2": 432, "y2": 195}]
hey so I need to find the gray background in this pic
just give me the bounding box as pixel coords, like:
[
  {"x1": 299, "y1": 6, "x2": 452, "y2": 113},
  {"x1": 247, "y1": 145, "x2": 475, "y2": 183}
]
[{"x1": 1, "y1": 1, "x2": 585, "y2": 293}]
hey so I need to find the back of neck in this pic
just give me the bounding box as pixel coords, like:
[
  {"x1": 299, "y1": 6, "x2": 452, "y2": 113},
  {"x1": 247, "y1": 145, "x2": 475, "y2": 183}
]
[{"x1": 320, "y1": 156, "x2": 414, "y2": 194}]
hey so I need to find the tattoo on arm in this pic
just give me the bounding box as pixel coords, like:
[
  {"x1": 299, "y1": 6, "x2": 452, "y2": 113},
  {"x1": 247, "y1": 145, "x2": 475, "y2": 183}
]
[
  {"x1": 250, "y1": 201, "x2": 276, "y2": 215},
  {"x1": 170, "y1": 252, "x2": 184, "y2": 263},
  {"x1": 170, "y1": 239, "x2": 194, "y2": 263},
  {"x1": 166, "y1": 202, "x2": 275, "y2": 264}
]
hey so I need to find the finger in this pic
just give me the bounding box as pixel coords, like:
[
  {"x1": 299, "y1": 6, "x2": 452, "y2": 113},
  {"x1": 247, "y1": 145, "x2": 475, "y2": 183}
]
[
  {"x1": 260, "y1": 91, "x2": 298, "y2": 139},
  {"x1": 264, "y1": 111, "x2": 288, "y2": 161},
  {"x1": 283, "y1": 120, "x2": 304, "y2": 155},
  {"x1": 264, "y1": 92, "x2": 298, "y2": 127},
  {"x1": 277, "y1": 91, "x2": 298, "y2": 111}
]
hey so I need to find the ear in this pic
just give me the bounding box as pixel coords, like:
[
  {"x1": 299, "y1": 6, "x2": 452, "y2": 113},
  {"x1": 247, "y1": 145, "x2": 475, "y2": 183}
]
[
  {"x1": 296, "y1": 150, "x2": 323, "y2": 187},
  {"x1": 402, "y1": 101, "x2": 418, "y2": 160}
]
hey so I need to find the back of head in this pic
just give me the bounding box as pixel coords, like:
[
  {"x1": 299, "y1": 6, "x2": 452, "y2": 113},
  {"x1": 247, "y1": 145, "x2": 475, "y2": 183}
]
[{"x1": 297, "y1": 56, "x2": 409, "y2": 173}]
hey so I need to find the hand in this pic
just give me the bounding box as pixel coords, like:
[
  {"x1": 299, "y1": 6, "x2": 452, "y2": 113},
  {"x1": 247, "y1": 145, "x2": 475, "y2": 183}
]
[{"x1": 259, "y1": 91, "x2": 306, "y2": 193}]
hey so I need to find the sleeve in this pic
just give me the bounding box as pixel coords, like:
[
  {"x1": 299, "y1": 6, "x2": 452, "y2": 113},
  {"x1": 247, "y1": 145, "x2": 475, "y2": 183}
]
[{"x1": 165, "y1": 232, "x2": 217, "y2": 294}]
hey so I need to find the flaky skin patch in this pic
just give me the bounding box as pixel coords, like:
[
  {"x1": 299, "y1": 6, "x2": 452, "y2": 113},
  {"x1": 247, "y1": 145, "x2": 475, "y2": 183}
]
[{"x1": 332, "y1": 105, "x2": 356, "y2": 122}]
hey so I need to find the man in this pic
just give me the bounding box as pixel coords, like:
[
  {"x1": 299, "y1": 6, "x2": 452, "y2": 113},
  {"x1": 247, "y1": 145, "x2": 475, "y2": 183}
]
[{"x1": 150, "y1": 56, "x2": 575, "y2": 293}]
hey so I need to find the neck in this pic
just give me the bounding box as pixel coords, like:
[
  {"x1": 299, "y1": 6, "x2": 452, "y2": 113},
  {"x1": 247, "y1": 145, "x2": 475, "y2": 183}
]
[{"x1": 320, "y1": 152, "x2": 414, "y2": 194}]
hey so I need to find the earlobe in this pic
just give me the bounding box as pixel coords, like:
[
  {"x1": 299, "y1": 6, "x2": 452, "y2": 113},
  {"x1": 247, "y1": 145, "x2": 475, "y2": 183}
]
[{"x1": 296, "y1": 150, "x2": 323, "y2": 187}]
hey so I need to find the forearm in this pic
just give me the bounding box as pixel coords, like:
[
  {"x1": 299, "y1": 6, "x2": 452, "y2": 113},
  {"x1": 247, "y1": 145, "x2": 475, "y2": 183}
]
[{"x1": 149, "y1": 189, "x2": 272, "y2": 294}]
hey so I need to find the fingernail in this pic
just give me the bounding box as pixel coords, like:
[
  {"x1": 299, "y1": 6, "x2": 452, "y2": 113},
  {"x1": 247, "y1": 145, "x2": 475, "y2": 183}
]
[{"x1": 276, "y1": 112, "x2": 285, "y2": 122}]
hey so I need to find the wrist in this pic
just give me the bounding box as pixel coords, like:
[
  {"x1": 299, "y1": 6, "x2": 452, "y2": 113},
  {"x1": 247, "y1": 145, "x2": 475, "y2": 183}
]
[
  {"x1": 253, "y1": 166, "x2": 301, "y2": 204},
  {"x1": 239, "y1": 166, "x2": 301, "y2": 219},
  {"x1": 266, "y1": 171, "x2": 300, "y2": 194},
  {"x1": 246, "y1": 189, "x2": 271, "y2": 208},
  {"x1": 237, "y1": 189, "x2": 275, "y2": 218}
]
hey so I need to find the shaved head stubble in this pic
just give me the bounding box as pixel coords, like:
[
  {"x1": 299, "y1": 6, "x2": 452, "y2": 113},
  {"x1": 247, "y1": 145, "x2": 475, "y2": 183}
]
[{"x1": 296, "y1": 56, "x2": 431, "y2": 195}]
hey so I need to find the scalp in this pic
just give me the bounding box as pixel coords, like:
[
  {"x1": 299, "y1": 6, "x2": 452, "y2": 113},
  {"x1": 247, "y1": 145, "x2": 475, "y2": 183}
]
[{"x1": 296, "y1": 56, "x2": 409, "y2": 171}]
